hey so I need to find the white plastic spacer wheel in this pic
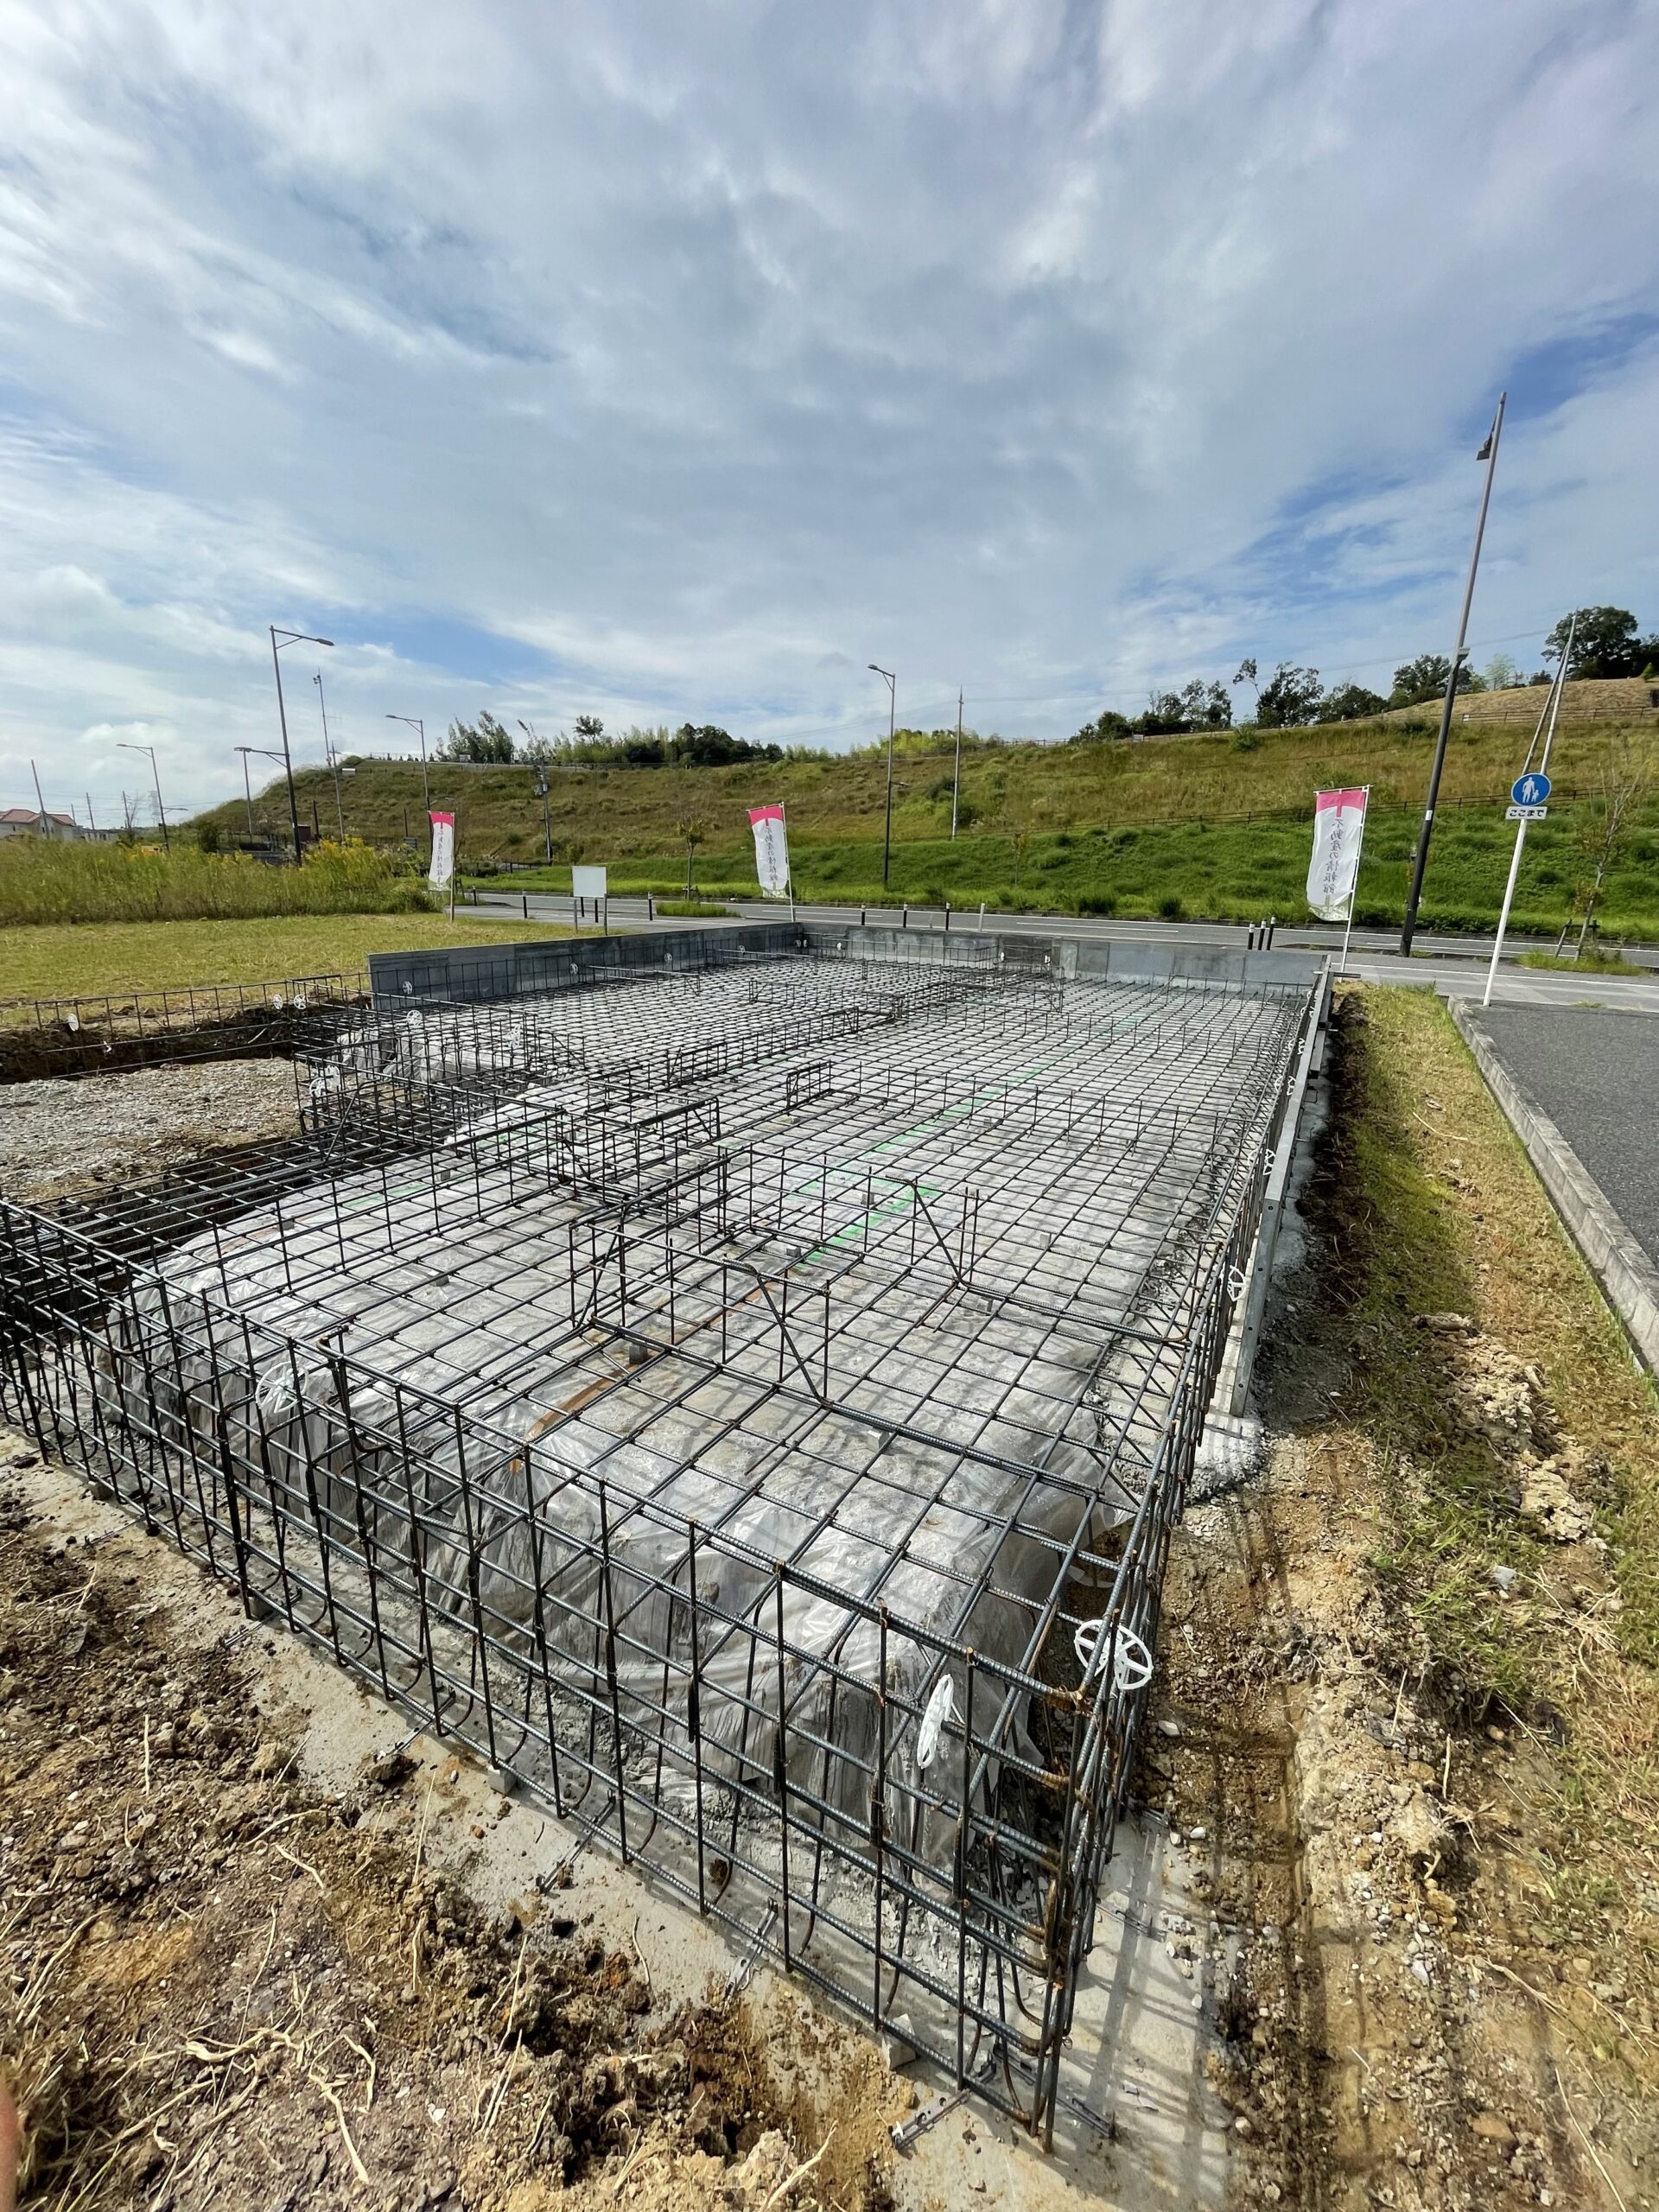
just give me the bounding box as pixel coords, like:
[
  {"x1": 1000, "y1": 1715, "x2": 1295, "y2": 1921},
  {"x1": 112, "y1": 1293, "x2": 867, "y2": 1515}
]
[
  {"x1": 916, "y1": 1674, "x2": 956, "y2": 1769},
  {"x1": 1074, "y1": 1619, "x2": 1154, "y2": 1693}
]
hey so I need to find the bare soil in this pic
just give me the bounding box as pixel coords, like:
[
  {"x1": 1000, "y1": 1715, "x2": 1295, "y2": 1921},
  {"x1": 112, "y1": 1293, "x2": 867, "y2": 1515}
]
[{"x1": 0, "y1": 1444, "x2": 902, "y2": 2211}]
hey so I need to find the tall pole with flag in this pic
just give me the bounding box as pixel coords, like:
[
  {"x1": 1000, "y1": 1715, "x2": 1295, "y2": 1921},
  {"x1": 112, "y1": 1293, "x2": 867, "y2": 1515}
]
[{"x1": 1400, "y1": 393, "x2": 1505, "y2": 954}]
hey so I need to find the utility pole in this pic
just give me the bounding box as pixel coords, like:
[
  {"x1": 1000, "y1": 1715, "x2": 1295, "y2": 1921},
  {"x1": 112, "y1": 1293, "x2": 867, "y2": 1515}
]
[
  {"x1": 1400, "y1": 393, "x2": 1506, "y2": 954},
  {"x1": 315, "y1": 671, "x2": 346, "y2": 837},
  {"x1": 30, "y1": 759, "x2": 48, "y2": 836},
  {"x1": 85, "y1": 791, "x2": 97, "y2": 836},
  {"x1": 951, "y1": 690, "x2": 963, "y2": 840},
  {"x1": 518, "y1": 721, "x2": 554, "y2": 862},
  {"x1": 270, "y1": 624, "x2": 334, "y2": 861},
  {"x1": 869, "y1": 664, "x2": 897, "y2": 887}
]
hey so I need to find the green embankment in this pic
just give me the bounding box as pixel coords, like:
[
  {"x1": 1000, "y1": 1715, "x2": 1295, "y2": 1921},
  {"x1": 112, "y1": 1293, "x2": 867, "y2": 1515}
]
[{"x1": 185, "y1": 690, "x2": 1659, "y2": 936}]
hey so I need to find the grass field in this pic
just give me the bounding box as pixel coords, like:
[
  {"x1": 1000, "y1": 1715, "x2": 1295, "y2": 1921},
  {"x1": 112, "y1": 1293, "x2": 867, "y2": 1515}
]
[{"x1": 0, "y1": 912, "x2": 574, "y2": 1007}]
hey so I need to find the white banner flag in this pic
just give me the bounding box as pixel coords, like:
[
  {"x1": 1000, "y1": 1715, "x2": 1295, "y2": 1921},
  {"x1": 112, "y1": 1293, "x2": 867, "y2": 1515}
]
[
  {"x1": 748, "y1": 804, "x2": 790, "y2": 897},
  {"x1": 1306, "y1": 787, "x2": 1368, "y2": 921},
  {"x1": 428, "y1": 811, "x2": 455, "y2": 891}
]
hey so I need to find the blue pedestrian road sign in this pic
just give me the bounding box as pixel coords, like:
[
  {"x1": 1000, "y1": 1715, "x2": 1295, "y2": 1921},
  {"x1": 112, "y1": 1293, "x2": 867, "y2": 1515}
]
[{"x1": 1511, "y1": 772, "x2": 1551, "y2": 808}]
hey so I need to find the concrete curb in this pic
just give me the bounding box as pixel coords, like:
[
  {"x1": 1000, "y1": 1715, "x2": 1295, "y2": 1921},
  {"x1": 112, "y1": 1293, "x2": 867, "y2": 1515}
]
[{"x1": 1450, "y1": 999, "x2": 1659, "y2": 1373}]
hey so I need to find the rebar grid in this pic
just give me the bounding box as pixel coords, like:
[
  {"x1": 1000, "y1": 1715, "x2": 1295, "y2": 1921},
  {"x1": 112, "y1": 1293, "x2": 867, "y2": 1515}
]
[
  {"x1": 0, "y1": 970, "x2": 372, "y2": 1083},
  {"x1": 0, "y1": 944, "x2": 1316, "y2": 2139}
]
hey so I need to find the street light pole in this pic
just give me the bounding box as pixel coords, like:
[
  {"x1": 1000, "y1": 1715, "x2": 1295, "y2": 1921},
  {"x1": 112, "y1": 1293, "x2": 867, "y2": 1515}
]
[
  {"x1": 869, "y1": 664, "x2": 896, "y2": 887},
  {"x1": 235, "y1": 747, "x2": 257, "y2": 839},
  {"x1": 951, "y1": 688, "x2": 963, "y2": 840},
  {"x1": 386, "y1": 715, "x2": 430, "y2": 845},
  {"x1": 315, "y1": 673, "x2": 345, "y2": 837},
  {"x1": 270, "y1": 625, "x2": 334, "y2": 861},
  {"x1": 1400, "y1": 392, "x2": 1506, "y2": 955},
  {"x1": 234, "y1": 745, "x2": 290, "y2": 848},
  {"x1": 116, "y1": 742, "x2": 168, "y2": 848}
]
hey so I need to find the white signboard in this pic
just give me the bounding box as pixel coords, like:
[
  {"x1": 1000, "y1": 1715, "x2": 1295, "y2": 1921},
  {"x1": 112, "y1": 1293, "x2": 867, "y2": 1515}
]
[
  {"x1": 748, "y1": 804, "x2": 790, "y2": 898},
  {"x1": 571, "y1": 864, "x2": 607, "y2": 901},
  {"x1": 1306, "y1": 787, "x2": 1368, "y2": 922},
  {"x1": 427, "y1": 811, "x2": 455, "y2": 890}
]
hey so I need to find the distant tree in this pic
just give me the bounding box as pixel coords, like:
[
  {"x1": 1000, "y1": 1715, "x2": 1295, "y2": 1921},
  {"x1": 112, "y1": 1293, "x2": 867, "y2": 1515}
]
[
  {"x1": 676, "y1": 813, "x2": 708, "y2": 896},
  {"x1": 671, "y1": 724, "x2": 782, "y2": 766},
  {"x1": 1482, "y1": 651, "x2": 1520, "y2": 691},
  {"x1": 1135, "y1": 690, "x2": 1190, "y2": 736},
  {"x1": 1543, "y1": 606, "x2": 1652, "y2": 681},
  {"x1": 1069, "y1": 710, "x2": 1132, "y2": 743},
  {"x1": 1108, "y1": 679, "x2": 1234, "y2": 738},
  {"x1": 442, "y1": 709, "x2": 516, "y2": 763},
  {"x1": 1232, "y1": 658, "x2": 1259, "y2": 707},
  {"x1": 1169, "y1": 678, "x2": 1231, "y2": 730},
  {"x1": 1253, "y1": 664, "x2": 1324, "y2": 728},
  {"x1": 1319, "y1": 682, "x2": 1388, "y2": 722},
  {"x1": 1389, "y1": 653, "x2": 1474, "y2": 709},
  {"x1": 573, "y1": 714, "x2": 605, "y2": 740},
  {"x1": 194, "y1": 817, "x2": 222, "y2": 853}
]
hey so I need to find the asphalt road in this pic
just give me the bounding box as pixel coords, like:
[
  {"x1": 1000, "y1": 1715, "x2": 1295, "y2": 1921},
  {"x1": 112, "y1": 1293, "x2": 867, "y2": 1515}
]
[
  {"x1": 466, "y1": 889, "x2": 1659, "y2": 1013},
  {"x1": 1470, "y1": 1006, "x2": 1659, "y2": 1268}
]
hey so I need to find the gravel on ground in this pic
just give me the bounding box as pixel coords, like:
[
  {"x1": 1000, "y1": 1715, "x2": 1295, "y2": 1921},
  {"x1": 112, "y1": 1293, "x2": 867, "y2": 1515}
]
[{"x1": 0, "y1": 1058, "x2": 301, "y2": 1205}]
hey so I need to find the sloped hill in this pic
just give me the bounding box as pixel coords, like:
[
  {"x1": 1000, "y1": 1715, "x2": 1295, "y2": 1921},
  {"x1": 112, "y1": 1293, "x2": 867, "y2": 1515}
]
[
  {"x1": 1381, "y1": 675, "x2": 1659, "y2": 728},
  {"x1": 196, "y1": 680, "x2": 1659, "y2": 867}
]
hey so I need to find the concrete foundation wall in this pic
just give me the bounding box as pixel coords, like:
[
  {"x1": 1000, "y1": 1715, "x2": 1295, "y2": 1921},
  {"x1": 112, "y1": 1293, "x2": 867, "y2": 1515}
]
[{"x1": 369, "y1": 920, "x2": 1328, "y2": 1007}]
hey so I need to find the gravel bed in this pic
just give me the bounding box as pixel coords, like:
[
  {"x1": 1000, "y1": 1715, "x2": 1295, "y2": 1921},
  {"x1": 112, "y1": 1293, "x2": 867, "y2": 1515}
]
[{"x1": 0, "y1": 1058, "x2": 301, "y2": 1205}]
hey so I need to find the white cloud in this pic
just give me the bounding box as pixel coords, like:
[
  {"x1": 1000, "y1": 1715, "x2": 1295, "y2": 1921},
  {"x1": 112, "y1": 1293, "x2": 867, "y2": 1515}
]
[{"x1": 0, "y1": 0, "x2": 1654, "y2": 821}]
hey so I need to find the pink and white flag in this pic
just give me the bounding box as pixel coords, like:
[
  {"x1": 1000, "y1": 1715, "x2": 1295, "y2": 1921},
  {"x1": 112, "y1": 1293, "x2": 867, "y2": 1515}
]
[
  {"x1": 748, "y1": 804, "x2": 791, "y2": 897},
  {"x1": 1306, "y1": 788, "x2": 1367, "y2": 921},
  {"x1": 428, "y1": 811, "x2": 455, "y2": 891}
]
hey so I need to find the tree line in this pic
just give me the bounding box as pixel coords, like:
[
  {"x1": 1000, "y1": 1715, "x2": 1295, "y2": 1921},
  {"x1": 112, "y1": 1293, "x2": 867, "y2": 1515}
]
[
  {"x1": 436, "y1": 711, "x2": 786, "y2": 769},
  {"x1": 1069, "y1": 603, "x2": 1658, "y2": 742}
]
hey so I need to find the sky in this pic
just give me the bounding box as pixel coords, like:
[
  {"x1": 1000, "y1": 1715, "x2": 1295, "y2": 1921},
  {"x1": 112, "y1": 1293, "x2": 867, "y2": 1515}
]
[{"x1": 2, "y1": 0, "x2": 1657, "y2": 826}]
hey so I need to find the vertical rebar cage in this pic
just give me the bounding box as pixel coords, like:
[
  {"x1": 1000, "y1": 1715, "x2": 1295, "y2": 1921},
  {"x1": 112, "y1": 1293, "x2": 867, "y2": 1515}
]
[{"x1": 0, "y1": 940, "x2": 1316, "y2": 2137}]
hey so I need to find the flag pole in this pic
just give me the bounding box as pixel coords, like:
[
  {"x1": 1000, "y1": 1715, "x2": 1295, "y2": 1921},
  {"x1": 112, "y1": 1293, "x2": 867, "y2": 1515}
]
[
  {"x1": 1401, "y1": 392, "x2": 1506, "y2": 957},
  {"x1": 1482, "y1": 625, "x2": 1572, "y2": 1008},
  {"x1": 1339, "y1": 787, "x2": 1370, "y2": 978}
]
